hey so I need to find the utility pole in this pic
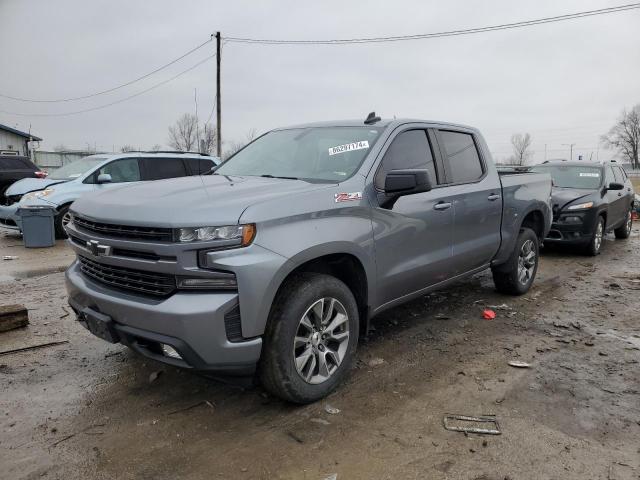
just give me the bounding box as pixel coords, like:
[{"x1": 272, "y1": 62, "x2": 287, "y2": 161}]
[
  {"x1": 562, "y1": 143, "x2": 575, "y2": 161},
  {"x1": 544, "y1": 144, "x2": 547, "y2": 161},
  {"x1": 216, "y1": 32, "x2": 222, "y2": 158}
]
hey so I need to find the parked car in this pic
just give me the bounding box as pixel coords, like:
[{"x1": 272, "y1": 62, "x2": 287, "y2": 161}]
[
  {"x1": 0, "y1": 154, "x2": 47, "y2": 198},
  {"x1": 0, "y1": 151, "x2": 219, "y2": 238},
  {"x1": 65, "y1": 116, "x2": 552, "y2": 403},
  {"x1": 530, "y1": 160, "x2": 634, "y2": 255}
]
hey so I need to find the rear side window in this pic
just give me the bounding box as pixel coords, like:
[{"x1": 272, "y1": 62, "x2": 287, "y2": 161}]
[
  {"x1": 185, "y1": 157, "x2": 215, "y2": 175},
  {"x1": 375, "y1": 130, "x2": 437, "y2": 189},
  {"x1": 0, "y1": 157, "x2": 32, "y2": 169},
  {"x1": 143, "y1": 158, "x2": 188, "y2": 180},
  {"x1": 438, "y1": 130, "x2": 483, "y2": 184}
]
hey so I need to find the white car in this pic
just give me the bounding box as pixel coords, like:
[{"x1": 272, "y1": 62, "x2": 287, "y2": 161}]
[{"x1": 0, "y1": 151, "x2": 219, "y2": 237}]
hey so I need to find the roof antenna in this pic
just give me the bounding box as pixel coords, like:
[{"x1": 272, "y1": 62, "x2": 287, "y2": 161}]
[{"x1": 364, "y1": 111, "x2": 381, "y2": 125}]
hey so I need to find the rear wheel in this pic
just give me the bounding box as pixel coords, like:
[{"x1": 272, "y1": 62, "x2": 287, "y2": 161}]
[
  {"x1": 584, "y1": 216, "x2": 604, "y2": 256},
  {"x1": 614, "y1": 208, "x2": 632, "y2": 239},
  {"x1": 54, "y1": 205, "x2": 71, "y2": 239},
  {"x1": 259, "y1": 273, "x2": 359, "y2": 404},
  {"x1": 492, "y1": 227, "x2": 539, "y2": 295}
]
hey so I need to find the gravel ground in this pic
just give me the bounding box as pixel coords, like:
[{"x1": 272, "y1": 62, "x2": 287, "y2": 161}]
[{"x1": 1, "y1": 227, "x2": 639, "y2": 480}]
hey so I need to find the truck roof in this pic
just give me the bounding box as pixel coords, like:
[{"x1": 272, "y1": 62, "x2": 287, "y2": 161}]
[
  {"x1": 277, "y1": 118, "x2": 478, "y2": 132},
  {"x1": 535, "y1": 160, "x2": 604, "y2": 168}
]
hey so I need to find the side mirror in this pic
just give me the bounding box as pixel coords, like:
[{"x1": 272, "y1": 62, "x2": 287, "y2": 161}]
[
  {"x1": 384, "y1": 169, "x2": 432, "y2": 195},
  {"x1": 607, "y1": 182, "x2": 624, "y2": 191},
  {"x1": 96, "y1": 173, "x2": 112, "y2": 184}
]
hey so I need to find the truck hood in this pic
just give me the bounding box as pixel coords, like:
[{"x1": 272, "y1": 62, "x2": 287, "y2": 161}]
[
  {"x1": 71, "y1": 174, "x2": 334, "y2": 227},
  {"x1": 5, "y1": 178, "x2": 69, "y2": 196},
  {"x1": 551, "y1": 187, "x2": 594, "y2": 211}
]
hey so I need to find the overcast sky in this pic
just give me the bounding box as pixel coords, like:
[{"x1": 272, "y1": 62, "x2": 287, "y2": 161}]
[{"x1": 0, "y1": 0, "x2": 638, "y2": 163}]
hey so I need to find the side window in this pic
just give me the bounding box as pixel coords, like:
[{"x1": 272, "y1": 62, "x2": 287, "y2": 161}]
[
  {"x1": 438, "y1": 130, "x2": 483, "y2": 184},
  {"x1": 605, "y1": 166, "x2": 616, "y2": 186},
  {"x1": 375, "y1": 130, "x2": 437, "y2": 189},
  {"x1": 96, "y1": 158, "x2": 141, "y2": 183},
  {"x1": 613, "y1": 166, "x2": 626, "y2": 182},
  {"x1": 185, "y1": 158, "x2": 215, "y2": 175},
  {"x1": 142, "y1": 158, "x2": 188, "y2": 180}
]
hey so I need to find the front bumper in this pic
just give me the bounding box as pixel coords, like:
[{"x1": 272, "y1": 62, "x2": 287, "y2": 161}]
[
  {"x1": 544, "y1": 210, "x2": 598, "y2": 244},
  {"x1": 66, "y1": 261, "x2": 262, "y2": 375}
]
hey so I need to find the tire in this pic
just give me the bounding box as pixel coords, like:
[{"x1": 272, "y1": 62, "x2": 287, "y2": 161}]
[
  {"x1": 492, "y1": 228, "x2": 539, "y2": 295},
  {"x1": 54, "y1": 204, "x2": 71, "y2": 239},
  {"x1": 259, "y1": 273, "x2": 359, "y2": 404},
  {"x1": 584, "y1": 215, "x2": 605, "y2": 256},
  {"x1": 614, "y1": 207, "x2": 632, "y2": 239}
]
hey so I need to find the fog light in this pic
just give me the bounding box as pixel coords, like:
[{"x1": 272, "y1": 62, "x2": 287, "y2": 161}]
[
  {"x1": 176, "y1": 273, "x2": 237, "y2": 290},
  {"x1": 161, "y1": 344, "x2": 182, "y2": 359}
]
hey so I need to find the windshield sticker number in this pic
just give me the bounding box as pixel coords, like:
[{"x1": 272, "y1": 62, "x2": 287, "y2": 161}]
[
  {"x1": 328, "y1": 141, "x2": 369, "y2": 156},
  {"x1": 579, "y1": 172, "x2": 600, "y2": 177},
  {"x1": 335, "y1": 192, "x2": 362, "y2": 203}
]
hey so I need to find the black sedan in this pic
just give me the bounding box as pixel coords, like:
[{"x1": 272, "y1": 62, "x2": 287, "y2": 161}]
[{"x1": 530, "y1": 161, "x2": 634, "y2": 255}]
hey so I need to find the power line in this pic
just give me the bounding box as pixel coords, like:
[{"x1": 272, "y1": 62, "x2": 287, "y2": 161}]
[
  {"x1": 0, "y1": 53, "x2": 216, "y2": 117},
  {"x1": 0, "y1": 37, "x2": 213, "y2": 103},
  {"x1": 225, "y1": 3, "x2": 640, "y2": 45}
]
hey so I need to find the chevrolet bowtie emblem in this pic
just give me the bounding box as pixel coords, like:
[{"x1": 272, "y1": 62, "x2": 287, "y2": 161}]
[{"x1": 86, "y1": 240, "x2": 112, "y2": 257}]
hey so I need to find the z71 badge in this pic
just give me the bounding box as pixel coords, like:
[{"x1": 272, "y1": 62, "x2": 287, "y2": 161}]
[{"x1": 334, "y1": 192, "x2": 363, "y2": 203}]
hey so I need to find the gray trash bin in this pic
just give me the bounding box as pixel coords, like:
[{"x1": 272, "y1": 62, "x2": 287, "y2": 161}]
[{"x1": 18, "y1": 206, "x2": 56, "y2": 248}]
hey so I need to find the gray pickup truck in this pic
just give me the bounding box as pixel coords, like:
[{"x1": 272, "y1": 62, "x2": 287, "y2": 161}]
[{"x1": 65, "y1": 116, "x2": 552, "y2": 403}]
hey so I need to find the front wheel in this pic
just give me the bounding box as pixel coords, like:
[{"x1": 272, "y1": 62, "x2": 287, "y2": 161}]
[
  {"x1": 584, "y1": 215, "x2": 605, "y2": 256},
  {"x1": 492, "y1": 227, "x2": 539, "y2": 295},
  {"x1": 614, "y1": 208, "x2": 632, "y2": 239},
  {"x1": 259, "y1": 273, "x2": 359, "y2": 404},
  {"x1": 54, "y1": 205, "x2": 71, "y2": 239}
]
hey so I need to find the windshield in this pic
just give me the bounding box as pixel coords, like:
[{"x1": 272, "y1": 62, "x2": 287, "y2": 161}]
[
  {"x1": 530, "y1": 165, "x2": 603, "y2": 189},
  {"x1": 214, "y1": 127, "x2": 384, "y2": 182},
  {"x1": 49, "y1": 156, "x2": 108, "y2": 180}
]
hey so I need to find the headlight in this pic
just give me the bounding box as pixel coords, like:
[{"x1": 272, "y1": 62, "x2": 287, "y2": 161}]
[
  {"x1": 174, "y1": 223, "x2": 256, "y2": 246},
  {"x1": 23, "y1": 188, "x2": 55, "y2": 201},
  {"x1": 567, "y1": 202, "x2": 593, "y2": 210}
]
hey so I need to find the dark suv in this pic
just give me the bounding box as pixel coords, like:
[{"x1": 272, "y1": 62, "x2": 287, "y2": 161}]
[
  {"x1": 531, "y1": 161, "x2": 634, "y2": 255},
  {"x1": 0, "y1": 154, "x2": 46, "y2": 200}
]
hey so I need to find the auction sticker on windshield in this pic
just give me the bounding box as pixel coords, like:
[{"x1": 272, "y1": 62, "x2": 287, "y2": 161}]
[
  {"x1": 335, "y1": 192, "x2": 362, "y2": 203},
  {"x1": 579, "y1": 172, "x2": 600, "y2": 177},
  {"x1": 328, "y1": 141, "x2": 369, "y2": 156}
]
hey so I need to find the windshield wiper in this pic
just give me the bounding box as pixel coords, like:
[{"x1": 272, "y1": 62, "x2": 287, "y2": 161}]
[{"x1": 260, "y1": 174, "x2": 299, "y2": 180}]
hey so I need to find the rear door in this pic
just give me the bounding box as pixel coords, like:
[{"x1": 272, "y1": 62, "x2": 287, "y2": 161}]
[
  {"x1": 434, "y1": 129, "x2": 502, "y2": 276},
  {"x1": 371, "y1": 127, "x2": 455, "y2": 306},
  {"x1": 611, "y1": 165, "x2": 631, "y2": 224},
  {"x1": 141, "y1": 157, "x2": 189, "y2": 180}
]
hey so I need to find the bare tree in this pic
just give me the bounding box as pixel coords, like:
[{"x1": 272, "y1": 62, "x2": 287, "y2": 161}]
[
  {"x1": 223, "y1": 129, "x2": 258, "y2": 160},
  {"x1": 53, "y1": 144, "x2": 67, "y2": 152},
  {"x1": 200, "y1": 124, "x2": 218, "y2": 156},
  {"x1": 168, "y1": 113, "x2": 198, "y2": 151},
  {"x1": 510, "y1": 133, "x2": 533, "y2": 165},
  {"x1": 149, "y1": 144, "x2": 162, "y2": 152},
  {"x1": 120, "y1": 145, "x2": 136, "y2": 153},
  {"x1": 601, "y1": 105, "x2": 640, "y2": 169}
]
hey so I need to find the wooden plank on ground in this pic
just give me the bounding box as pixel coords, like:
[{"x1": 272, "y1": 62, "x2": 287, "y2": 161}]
[{"x1": 0, "y1": 304, "x2": 29, "y2": 333}]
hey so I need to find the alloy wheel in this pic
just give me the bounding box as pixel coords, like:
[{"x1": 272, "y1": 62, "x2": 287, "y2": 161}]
[
  {"x1": 293, "y1": 297, "x2": 350, "y2": 385},
  {"x1": 517, "y1": 239, "x2": 536, "y2": 285},
  {"x1": 594, "y1": 220, "x2": 603, "y2": 252}
]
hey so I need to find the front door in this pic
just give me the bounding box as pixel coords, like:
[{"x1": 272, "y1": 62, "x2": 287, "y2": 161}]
[{"x1": 371, "y1": 128, "x2": 455, "y2": 307}]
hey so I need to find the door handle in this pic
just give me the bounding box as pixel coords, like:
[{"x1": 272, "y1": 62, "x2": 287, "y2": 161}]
[
  {"x1": 487, "y1": 194, "x2": 501, "y2": 201},
  {"x1": 434, "y1": 201, "x2": 452, "y2": 211}
]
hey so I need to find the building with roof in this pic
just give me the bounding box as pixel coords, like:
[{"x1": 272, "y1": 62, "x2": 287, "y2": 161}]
[{"x1": 0, "y1": 123, "x2": 42, "y2": 157}]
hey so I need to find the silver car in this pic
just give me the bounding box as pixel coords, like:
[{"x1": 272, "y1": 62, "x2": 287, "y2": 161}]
[{"x1": 0, "y1": 151, "x2": 219, "y2": 237}]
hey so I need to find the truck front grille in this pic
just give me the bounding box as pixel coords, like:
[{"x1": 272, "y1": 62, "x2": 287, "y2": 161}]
[
  {"x1": 73, "y1": 215, "x2": 173, "y2": 242},
  {"x1": 78, "y1": 255, "x2": 176, "y2": 297}
]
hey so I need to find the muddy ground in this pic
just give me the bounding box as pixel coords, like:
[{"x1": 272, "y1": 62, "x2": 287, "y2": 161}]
[{"x1": 1, "y1": 227, "x2": 639, "y2": 480}]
